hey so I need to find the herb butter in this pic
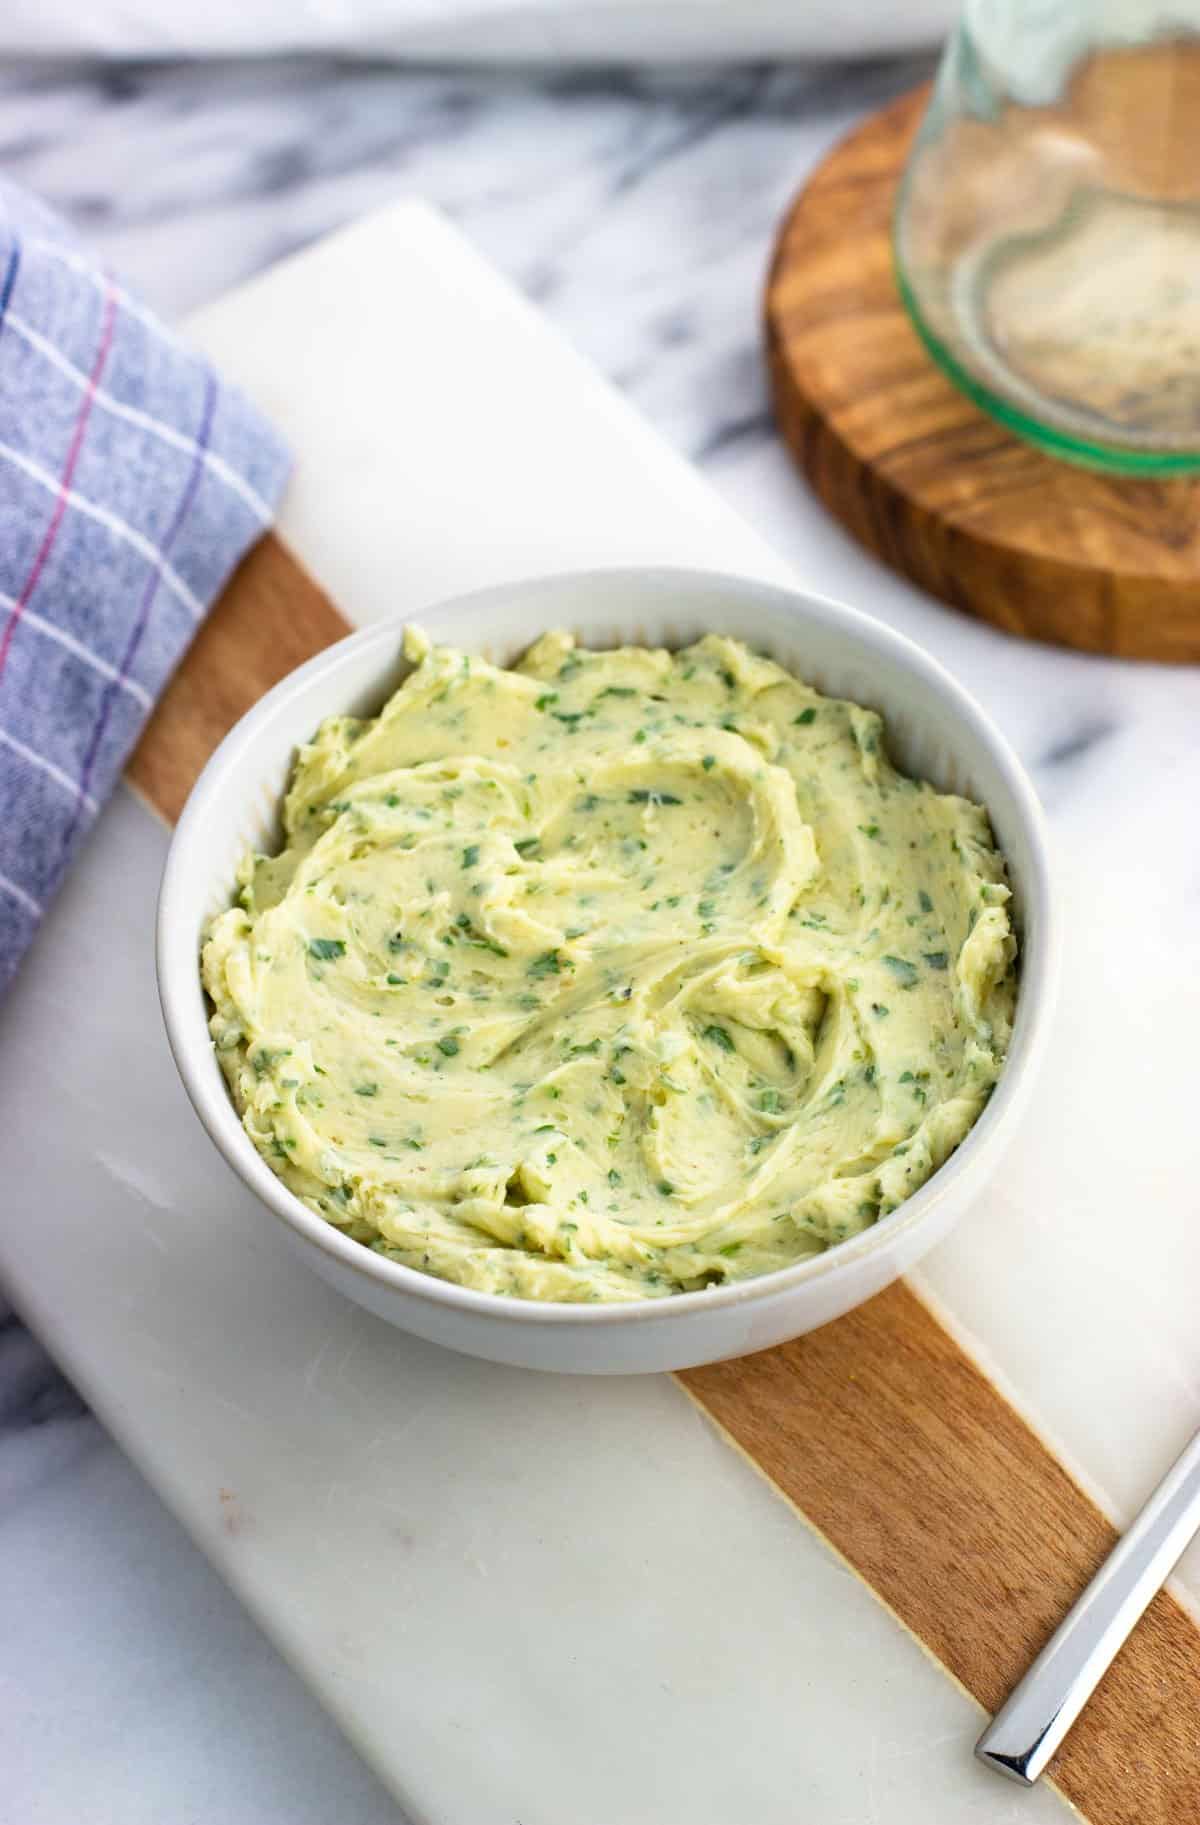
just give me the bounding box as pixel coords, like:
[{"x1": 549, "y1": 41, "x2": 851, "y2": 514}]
[{"x1": 202, "y1": 628, "x2": 1017, "y2": 1302}]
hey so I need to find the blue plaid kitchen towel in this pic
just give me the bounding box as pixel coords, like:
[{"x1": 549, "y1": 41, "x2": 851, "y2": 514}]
[{"x1": 0, "y1": 180, "x2": 290, "y2": 994}]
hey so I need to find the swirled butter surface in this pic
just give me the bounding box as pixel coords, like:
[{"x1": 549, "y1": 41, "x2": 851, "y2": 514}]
[{"x1": 202, "y1": 628, "x2": 1017, "y2": 1302}]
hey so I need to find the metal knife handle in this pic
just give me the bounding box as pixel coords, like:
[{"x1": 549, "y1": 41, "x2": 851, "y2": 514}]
[{"x1": 976, "y1": 1425, "x2": 1200, "y2": 1785}]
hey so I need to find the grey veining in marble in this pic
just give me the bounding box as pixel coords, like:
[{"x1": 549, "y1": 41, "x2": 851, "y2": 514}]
[
  {"x1": 4, "y1": 48, "x2": 1200, "y2": 1825},
  {"x1": 0, "y1": 58, "x2": 931, "y2": 439}
]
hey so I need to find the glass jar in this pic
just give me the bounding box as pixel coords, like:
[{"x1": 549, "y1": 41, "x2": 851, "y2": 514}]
[{"x1": 894, "y1": 1, "x2": 1200, "y2": 473}]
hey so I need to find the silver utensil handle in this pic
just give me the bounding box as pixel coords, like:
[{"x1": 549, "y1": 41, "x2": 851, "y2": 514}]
[{"x1": 976, "y1": 1425, "x2": 1200, "y2": 1785}]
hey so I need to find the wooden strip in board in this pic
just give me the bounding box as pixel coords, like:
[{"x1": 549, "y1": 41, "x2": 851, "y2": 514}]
[
  {"x1": 134, "y1": 533, "x2": 1200, "y2": 1823},
  {"x1": 682, "y1": 1287, "x2": 1200, "y2": 1825},
  {"x1": 127, "y1": 532, "x2": 349, "y2": 822}
]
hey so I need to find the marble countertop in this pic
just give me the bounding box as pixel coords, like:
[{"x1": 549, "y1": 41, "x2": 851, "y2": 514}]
[
  {"x1": 4, "y1": 51, "x2": 1200, "y2": 1825},
  {"x1": 0, "y1": 55, "x2": 930, "y2": 1822}
]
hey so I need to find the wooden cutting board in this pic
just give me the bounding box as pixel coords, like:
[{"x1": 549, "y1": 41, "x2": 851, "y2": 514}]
[
  {"x1": 132, "y1": 529, "x2": 1200, "y2": 1825},
  {"x1": 767, "y1": 76, "x2": 1200, "y2": 662}
]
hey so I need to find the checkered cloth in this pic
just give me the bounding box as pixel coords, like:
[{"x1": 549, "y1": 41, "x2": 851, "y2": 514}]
[{"x1": 0, "y1": 181, "x2": 290, "y2": 994}]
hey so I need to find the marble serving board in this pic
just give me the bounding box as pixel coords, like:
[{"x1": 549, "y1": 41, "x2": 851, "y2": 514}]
[{"x1": 2, "y1": 200, "x2": 1199, "y2": 1825}]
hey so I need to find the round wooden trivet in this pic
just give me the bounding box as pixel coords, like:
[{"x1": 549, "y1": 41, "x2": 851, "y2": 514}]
[{"x1": 766, "y1": 84, "x2": 1200, "y2": 662}]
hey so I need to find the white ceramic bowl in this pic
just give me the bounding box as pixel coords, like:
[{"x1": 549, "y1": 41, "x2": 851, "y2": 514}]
[{"x1": 158, "y1": 567, "x2": 1056, "y2": 1374}]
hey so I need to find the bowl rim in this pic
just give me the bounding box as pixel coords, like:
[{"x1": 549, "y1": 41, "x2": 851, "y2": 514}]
[{"x1": 157, "y1": 563, "x2": 1058, "y2": 1329}]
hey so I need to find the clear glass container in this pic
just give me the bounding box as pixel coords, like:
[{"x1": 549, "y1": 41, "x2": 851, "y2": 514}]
[{"x1": 895, "y1": 1, "x2": 1200, "y2": 473}]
